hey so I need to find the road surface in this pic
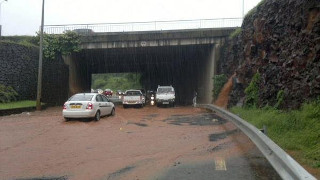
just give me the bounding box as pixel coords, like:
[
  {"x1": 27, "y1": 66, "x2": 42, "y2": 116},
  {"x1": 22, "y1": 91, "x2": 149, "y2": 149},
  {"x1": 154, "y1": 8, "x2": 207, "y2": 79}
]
[{"x1": 0, "y1": 106, "x2": 281, "y2": 180}]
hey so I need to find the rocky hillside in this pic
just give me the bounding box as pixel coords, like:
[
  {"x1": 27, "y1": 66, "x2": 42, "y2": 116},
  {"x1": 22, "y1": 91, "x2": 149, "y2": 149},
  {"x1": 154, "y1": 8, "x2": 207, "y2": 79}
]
[{"x1": 218, "y1": 0, "x2": 320, "y2": 109}]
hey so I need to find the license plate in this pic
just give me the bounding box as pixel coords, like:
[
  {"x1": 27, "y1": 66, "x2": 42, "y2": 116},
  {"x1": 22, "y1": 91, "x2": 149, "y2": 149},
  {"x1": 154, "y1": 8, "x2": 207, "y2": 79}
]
[
  {"x1": 163, "y1": 102, "x2": 169, "y2": 104},
  {"x1": 71, "y1": 105, "x2": 81, "y2": 109}
]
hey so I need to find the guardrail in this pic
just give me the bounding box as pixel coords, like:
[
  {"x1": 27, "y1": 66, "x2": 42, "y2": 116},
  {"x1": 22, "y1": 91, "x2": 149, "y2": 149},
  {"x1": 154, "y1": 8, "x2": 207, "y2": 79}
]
[
  {"x1": 198, "y1": 104, "x2": 316, "y2": 180},
  {"x1": 44, "y1": 18, "x2": 242, "y2": 34}
]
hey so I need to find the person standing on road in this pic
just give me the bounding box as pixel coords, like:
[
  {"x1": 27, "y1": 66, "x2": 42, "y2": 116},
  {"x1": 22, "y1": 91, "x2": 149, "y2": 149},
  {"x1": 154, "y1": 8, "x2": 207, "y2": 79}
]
[{"x1": 193, "y1": 90, "x2": 197, "y2": 107}]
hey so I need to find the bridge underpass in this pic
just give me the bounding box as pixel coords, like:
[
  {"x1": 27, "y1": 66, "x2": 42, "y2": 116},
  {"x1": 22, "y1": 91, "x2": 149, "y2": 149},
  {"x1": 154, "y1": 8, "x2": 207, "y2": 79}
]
[
  {"x1": 66, "y1": 44, "x2": 215, "y2": 105},
  {"x1": 63, "y1": 28, "x2": 235, "y2": 104}
]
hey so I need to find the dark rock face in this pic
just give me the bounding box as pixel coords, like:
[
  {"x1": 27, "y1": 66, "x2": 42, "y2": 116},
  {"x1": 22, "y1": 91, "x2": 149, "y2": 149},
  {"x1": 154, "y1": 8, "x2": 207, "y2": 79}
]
[
  {"x1": 0, "y1": 42, "x2": 69, "y2": 105},
  {"x1": 218, "y1": 0, "x2": 320, "y2": 109}
]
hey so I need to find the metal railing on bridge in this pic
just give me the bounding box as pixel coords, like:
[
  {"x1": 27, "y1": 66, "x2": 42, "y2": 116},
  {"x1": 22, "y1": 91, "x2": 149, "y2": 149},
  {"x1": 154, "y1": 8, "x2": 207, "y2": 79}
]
[{"x1": 44, "y1": 18, "x2": 242, "y2": 34}]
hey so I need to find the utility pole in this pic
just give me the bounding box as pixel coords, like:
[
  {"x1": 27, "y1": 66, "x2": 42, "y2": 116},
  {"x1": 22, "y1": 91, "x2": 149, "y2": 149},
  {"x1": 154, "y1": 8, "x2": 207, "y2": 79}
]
[
  {"x1": 0, "y1": 0, "x2": 8, "y2": 37},
  {"x1": 36, "y1": 0, "x2": 45, "y2": 110},
  {"x1": 242, "y1": 0, "x2": 245, "y2": 19}
]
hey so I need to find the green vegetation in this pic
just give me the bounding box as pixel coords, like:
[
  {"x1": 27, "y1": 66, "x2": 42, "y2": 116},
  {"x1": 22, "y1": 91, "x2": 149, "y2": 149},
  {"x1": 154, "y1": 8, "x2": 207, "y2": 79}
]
[
  {"x1": 0, "y1": 84, "x2": 19, "y2": 103},
  {"x1": 244, "y1": 72, "x2": 260, "y2": 107},
  {"x1": 230, "y1": 28, "x2": 242, "y2": 39},
  {"x1": 212, "y1": 74, "x2": 228, "y2": 100},
  {"x1": 244, "y1": 0, "x2": 266, "y2": 19},
  {"x1": 231, "y1": 99, "x2": 320, "y2": 168},
  {"x1": 1, "y1": 35, "x2": 38, "y2": 47},
  {"x1": 0, "y1": 100, "x2": 38, "y2": 110},
  {"x1": 92, "y1": 73, "x2": 142, "y2": 91},
  {"x1": 275, "y1": 90, "x2": 284, "y2": 109},
  {"x1": 42, "y1": 31, "x2": 81, "y2": 60},
  {"x1": 1, "y1": 31, "x2": 81, "y2": 56}
]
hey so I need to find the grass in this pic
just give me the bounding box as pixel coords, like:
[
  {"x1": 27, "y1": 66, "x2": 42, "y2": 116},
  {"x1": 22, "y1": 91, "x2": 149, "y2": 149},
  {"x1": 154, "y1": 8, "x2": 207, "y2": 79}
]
[
  {"x1": 0, "y1": 100, "x2": 38, "y2": 110},
  {"x1": 0, "y1": 40, "x2": 38, "y2": 48},
  {"x1": 230, "y1": 100, "x2": 320, "y2": 169}
]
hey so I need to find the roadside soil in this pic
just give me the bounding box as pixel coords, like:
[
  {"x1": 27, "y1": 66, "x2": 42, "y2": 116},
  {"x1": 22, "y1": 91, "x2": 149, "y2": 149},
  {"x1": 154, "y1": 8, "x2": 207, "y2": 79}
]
[{"x1": 0, "y1": 105, "x2": 280, "y2": 180}]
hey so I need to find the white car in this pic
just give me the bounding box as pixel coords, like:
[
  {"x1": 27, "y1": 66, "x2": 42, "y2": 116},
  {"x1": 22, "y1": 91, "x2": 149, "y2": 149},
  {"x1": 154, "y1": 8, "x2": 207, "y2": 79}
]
[
  {"x1": 122, "y1": 90, "x2": 144, "y2": 108},
  {"x1": 63, "y1": 93, "x2": 115, "y2": 121},
  {"x1": 156, "y1": 85, "x2": 175, "y2": 107}
]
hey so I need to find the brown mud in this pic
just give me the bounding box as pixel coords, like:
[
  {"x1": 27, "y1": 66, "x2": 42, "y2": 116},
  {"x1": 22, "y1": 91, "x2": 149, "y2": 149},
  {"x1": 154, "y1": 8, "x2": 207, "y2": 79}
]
[
  {"x1": 0, "y1": 106, "x2": 279, "y2": 180},
  {"x1": 215, "y1": 76, "x2": 234, "y2": 108}
]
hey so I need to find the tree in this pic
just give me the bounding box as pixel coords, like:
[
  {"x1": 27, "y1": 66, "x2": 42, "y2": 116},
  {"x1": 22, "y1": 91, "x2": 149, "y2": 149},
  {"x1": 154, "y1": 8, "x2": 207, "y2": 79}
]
[{"x1": 41, "y1": 31, "x2": 81, "y2": 60}]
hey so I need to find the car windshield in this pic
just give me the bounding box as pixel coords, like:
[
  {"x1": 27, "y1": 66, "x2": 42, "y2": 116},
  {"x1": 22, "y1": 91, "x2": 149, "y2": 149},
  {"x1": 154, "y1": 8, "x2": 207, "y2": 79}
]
[
  {"x1": 157, "y1": 88, "x2": 173, "y2": 93},
  {"x1": 69, "y1": 94, "x2": 94, "y2": 101},
  {"x1": 126, "y1": 91, "x2": 141, "y2": 96}
]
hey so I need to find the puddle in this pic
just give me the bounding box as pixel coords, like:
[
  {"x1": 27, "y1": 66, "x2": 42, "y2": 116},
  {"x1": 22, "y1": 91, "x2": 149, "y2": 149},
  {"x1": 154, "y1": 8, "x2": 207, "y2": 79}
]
[
  {"x1": 131, "y1": 122, "x2": 148, "y2": 127},
  {"x1": 208, "y1": 129, "x2": 238, "y2": 142},
  {"x1": 142, "y1": 114, "x2": 159, "y2": 121},
  {"x1": 208, "y1": 142, "x2": 232, "y2": 152},
  {"x1": 164, "y1": 113, "x2": 227, "y2": 126},
  {"x1": 16, "y1": 176, "x2": 68, "y2": 180},
  {"x1": 107, "y1": 166, "x2": 135, "y2": 180}
]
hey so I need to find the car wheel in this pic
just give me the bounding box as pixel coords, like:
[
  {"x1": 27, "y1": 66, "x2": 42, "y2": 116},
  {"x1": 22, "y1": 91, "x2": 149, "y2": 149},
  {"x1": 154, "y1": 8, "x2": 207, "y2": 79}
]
[
  {"x1": 111, "y1": 108, "x2": 115, "y2": 116},
  {"x1": 123, "y1": 105, "x2": 127, "y2": 108},
  {"x1": 95, "y1": 111, "x2": 101, "y2": 121},
  {"x1": 64, "y1": 117, "x2": 70, "y2": 122},
  {"x1": 157, "y1": 103, "x2": 160, "y2": 107}
]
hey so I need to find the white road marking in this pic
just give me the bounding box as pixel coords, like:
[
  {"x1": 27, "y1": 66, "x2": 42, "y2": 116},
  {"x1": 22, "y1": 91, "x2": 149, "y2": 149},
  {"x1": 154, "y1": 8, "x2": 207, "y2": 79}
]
[{"x1": 215, "y1": 158, "x2": 227, "y2": 171}]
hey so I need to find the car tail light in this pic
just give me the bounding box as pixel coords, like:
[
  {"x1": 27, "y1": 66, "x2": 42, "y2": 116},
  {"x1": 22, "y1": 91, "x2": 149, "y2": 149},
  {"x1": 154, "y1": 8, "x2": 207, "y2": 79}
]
[
  {"x1": 63, "y1": 103, "x2": 67, "y2": 110},
  {"x1": 86, "y1": 103, "x2": 93, "y2": 110}
]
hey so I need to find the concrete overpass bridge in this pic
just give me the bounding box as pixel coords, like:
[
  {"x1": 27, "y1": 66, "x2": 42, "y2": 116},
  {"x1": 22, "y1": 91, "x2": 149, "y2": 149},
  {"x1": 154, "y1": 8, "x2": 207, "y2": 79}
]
[{"x1": 45, "y1": 19, "x2": 241, "y2": 104}]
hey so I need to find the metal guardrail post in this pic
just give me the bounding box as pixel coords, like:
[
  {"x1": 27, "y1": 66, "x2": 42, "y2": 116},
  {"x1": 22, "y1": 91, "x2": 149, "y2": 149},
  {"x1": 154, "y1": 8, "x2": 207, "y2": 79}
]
[{"x1": 197, "y1": 104, "x2": 316, "y2": 180}]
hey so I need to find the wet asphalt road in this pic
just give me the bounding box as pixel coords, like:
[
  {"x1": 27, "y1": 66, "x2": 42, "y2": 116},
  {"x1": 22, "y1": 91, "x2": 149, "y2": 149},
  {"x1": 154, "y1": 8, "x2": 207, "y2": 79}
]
[{"x1": 0, "y1": 106, "x2": 281, "y2": 180}]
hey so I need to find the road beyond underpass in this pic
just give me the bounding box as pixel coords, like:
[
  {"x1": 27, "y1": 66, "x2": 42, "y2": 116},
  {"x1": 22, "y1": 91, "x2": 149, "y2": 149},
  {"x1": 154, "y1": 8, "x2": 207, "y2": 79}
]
[{"x1": 0, "y1": 106, "x2": 281, "y2": 180}]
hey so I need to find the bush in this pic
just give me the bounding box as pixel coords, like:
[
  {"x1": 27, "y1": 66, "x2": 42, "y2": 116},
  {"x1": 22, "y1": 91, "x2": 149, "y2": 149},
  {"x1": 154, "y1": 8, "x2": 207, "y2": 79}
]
[
  {"x1": 212, "y1": 74, "x2": 228, "y2": 100},
  {"x1": 244, "y1": 72, "x2": 260, "y2": 107},
  {"x1": 229, "y1": 28, "x2": 242, "y2": 39},
  {"x1": 41, "y1": 31, "x2": 81, "y2": 60},
  {"x1": 0, "y1": 84, "x2": 19, "y2": 103},
  {"x1": 1, "y1": 36, "x2": 38, "y2": 46}
]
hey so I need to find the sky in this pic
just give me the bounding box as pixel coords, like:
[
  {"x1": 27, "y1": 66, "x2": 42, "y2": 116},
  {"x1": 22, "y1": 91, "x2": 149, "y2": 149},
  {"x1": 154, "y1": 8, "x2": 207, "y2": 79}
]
[{"x1": 0, "y1": 0, "x2": 261, "y2": 36}]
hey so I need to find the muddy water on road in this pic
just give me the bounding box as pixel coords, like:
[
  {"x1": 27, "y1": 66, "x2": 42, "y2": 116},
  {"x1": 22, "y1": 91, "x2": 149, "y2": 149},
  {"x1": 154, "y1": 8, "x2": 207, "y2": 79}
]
[{"x1": 0, "y1": 106, "x2": 279, "y2": 180}]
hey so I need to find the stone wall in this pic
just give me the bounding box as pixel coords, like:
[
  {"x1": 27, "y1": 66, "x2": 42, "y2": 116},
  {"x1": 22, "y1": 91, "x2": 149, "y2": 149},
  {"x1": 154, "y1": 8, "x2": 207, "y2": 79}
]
[
  {"x1": 218, "y1": 0, "x2": 320, "y2": 109},
  {"x1": 0, "y1": 41, "x2": 69, "y2": 105}
]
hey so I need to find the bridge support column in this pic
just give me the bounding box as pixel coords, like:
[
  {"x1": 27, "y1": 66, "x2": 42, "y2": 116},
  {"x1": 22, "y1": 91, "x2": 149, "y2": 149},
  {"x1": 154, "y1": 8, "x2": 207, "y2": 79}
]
[
  {"x1": 197, "y1": 44, "x2": 220, "y2": 104},
  {"x1": 63, "y1": 55, "x2": 91, "y2": 96}
]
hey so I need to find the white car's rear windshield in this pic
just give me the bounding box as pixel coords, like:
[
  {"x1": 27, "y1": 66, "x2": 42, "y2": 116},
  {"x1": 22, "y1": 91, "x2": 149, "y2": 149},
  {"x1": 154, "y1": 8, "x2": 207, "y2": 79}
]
[
  {"x1": 157, "y1": 88, "x2": 174, "y2": 93},
  {"x1": 126, "y1": 91, "x2": 141, "y2": 96},
  {"x1": 69, "y1": 94, "x2": 94, "y2": 101}
]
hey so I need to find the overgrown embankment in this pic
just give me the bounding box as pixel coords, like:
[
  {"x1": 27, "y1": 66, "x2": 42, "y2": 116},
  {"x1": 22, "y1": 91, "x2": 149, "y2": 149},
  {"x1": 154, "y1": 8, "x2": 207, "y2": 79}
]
[
  {"x1": 215, "y1": 0, "x2": 320, "y2": 176},
  {"x1": 231, "y1": 99, "x2": 320, "y2": 177},
  {"x1": 218, "y1": 0, "x2": 320, "y2": 109},
  {"x1": 0, "y1": 41, "x2": 69, "y2": 104}
]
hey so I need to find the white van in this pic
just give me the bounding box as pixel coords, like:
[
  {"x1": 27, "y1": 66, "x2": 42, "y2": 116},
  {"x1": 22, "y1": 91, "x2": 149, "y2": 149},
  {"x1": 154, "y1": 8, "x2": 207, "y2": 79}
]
[{"x1": 156, "y1": 85, "x2": 175, "y2": 107}]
